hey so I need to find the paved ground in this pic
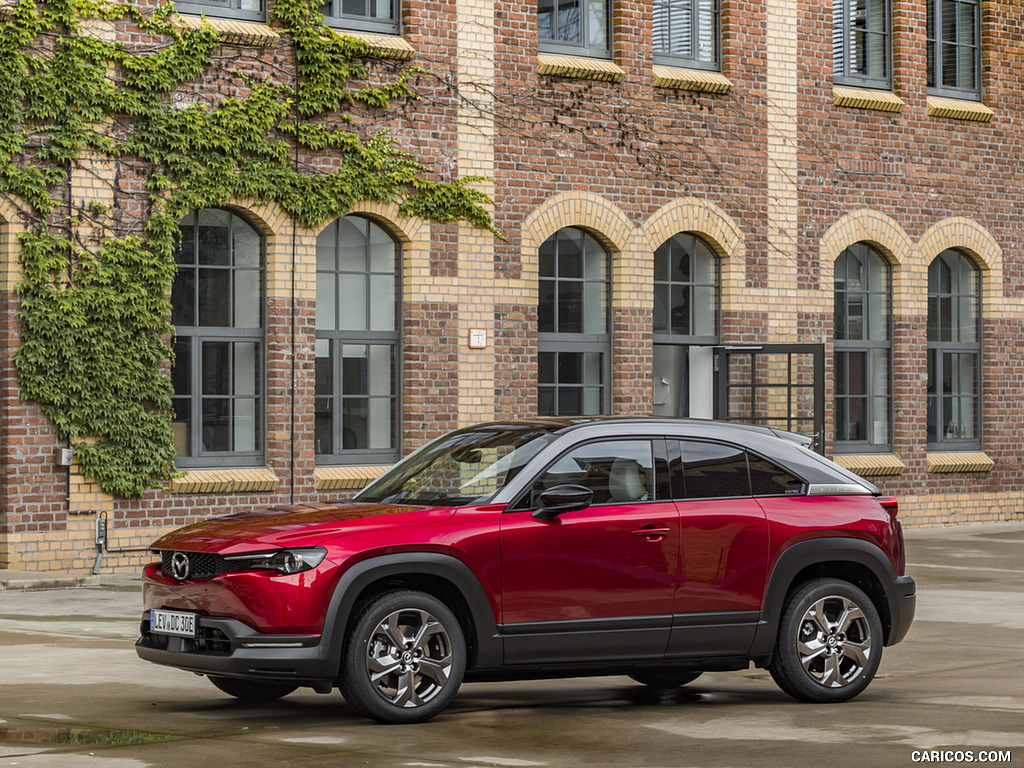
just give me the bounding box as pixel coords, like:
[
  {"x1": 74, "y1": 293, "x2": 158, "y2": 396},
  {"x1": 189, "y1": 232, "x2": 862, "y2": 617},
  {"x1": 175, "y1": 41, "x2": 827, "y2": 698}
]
[{"x1": 1, "y1": 521, "x2": 1023, "y2": 768}]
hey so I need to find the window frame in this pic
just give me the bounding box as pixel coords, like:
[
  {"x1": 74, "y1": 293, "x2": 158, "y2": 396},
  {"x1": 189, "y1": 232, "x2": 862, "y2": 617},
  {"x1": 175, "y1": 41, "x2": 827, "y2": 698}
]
[
  {"x1": 927, "y1": 0, "x2": 981, "y2": 100},
  {"x1": 315, "y1": 215, "x2": 402, "y2": 466},
  {"x1": 174, "y1": 0, "x2": 265, "y2": 22},
  {"x1": 832, "y1": 0, "x2": 893, "y2": 90},
  {"x1": 833, "y1": 243, "x2": 893, "y2": 454},
  {"x1": 321, "y1": 0, "x2": 400, "y2": 35},
  {"x1": 537, "y1": 227, "x2": 612, "y2": 416},
  {"x1": 537, "y1": 0, "x2": 612, "y2": 59},
  {"x1": 927, "y1": 249, "x2": 982, "y2": 450},
  {"x1": 652, "y1": 0, "x2": 721, "y2": 72},
  {"x1": 171, "y1": 209, "x2": 266, "y2": 468}
]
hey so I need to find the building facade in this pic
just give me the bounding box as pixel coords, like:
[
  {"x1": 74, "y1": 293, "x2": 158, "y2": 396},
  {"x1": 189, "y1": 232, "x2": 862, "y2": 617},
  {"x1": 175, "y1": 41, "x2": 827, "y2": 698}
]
[{"x1": 2, "y1": 0, "x2": 1023, "y2": 573}]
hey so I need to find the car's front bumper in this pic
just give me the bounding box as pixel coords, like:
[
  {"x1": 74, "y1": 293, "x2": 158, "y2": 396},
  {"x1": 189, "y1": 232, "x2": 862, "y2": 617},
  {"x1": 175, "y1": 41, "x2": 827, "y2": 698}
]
[{"x1": 135, "y1": 610, "x2": 330, "y2": 683}]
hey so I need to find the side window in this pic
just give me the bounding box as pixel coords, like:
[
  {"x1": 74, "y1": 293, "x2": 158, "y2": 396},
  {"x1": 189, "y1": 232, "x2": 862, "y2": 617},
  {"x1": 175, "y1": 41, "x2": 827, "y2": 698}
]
[
  {"x1": 676, "y1": 440, "x2": 749, "y2": 499},
  {"x1": 531, "y1": 440, "x2": 654, "y2": 506},
  {"x1": 175, "y1": 0, "x2": 264, "y2": 22},
  {"x1": 538, "y1": 0, "x2": 611, "y2": 59},
  {"x1": 321, "y1": 0, "x2": 399, "y2": 34},
  {"x1": 748, "y1": 456, "x2": 805, "y2": 496}
]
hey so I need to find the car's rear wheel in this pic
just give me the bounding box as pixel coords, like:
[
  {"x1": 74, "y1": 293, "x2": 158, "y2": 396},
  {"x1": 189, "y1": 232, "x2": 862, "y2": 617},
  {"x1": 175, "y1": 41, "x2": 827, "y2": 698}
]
[
  {"x1": 341, "y1": 590, "x2": 466, "y2": 724},
  {"x1": 769, "y1": 578, "x2": 883, "y2": 703},
  {"x1": 208, "y1": 676, "x2": 298, "y2": 703},
  {"x1": 629, "y1": 670, "x2": 703, "y2": 688}
]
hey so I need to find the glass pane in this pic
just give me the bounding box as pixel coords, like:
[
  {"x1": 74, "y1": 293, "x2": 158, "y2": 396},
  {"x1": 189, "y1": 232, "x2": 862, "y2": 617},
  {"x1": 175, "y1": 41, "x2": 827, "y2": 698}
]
[
  {"x1": 172, "y1": 399, "x2": 191, "y2": 457},
  {"x1": 369, "y1": 274, "x2": 396, "y2": 332},
  {"x1": 198, "y1": 269, "x2": 230, "y2": 327},
  {"x1": 539, "y1": 237, "x2": 556, "y2": 277},
  {"x1": 201, "y1": 399, "x2": 230, "y2": 452},
  {"x1": 339, "y1": 274, "x2": 367, "y2": 331},
  {"x1": 694, "y1": 241, "x2": 715, "y2": 283},
  {"x1": 670, "y1": 284, "x2": 690, "y2": 334},
  {"x1": 197, "y1": 210, "x2": 231, "y2": 266},
  {"x1": 694, "y1": 285, "x2": 716, "y2": 335},
  {"x1": 369, "y1": 397, "x2": 392, "y2": 450},
  {"x1": 315, "y1": 397, "x2": 333, "y2": 454},
  {"x1": 959, "y1": 294, "x2": 977, "y2": 342},
  {"x1": 670, "y1": 238, "x2": 691, "y2": 282},
  {"x1": 232, "y1": 219, "x2": 260, "y2": 268},
  {"x1": 558, "y1": 387, "x2": 582, "y2": 415},
  {"x1": 234, "y1": 342, "x2": 258, "y2": 397},
  {"x1": 342, "y1": 398, "x2": 368, "y2": 449},
  {"x1": 557, "y1": 281, "x2": 583, "y2": 333},
  {"x1": 583, "y1": 280, "x2": 606, "y2": 334},
  {"x1": 343, "y1": 345, "x2": 369, "y2": 395},
  {"x1": 176, "y1": 214, "x2": 196, "y2": 265},
  {"x1": 338, "y1": 217, "x2": 367, "y2": 272},
  {"x1": 538, "y1": 279, "x2": 556, "y2": 333},
  {"x1": 588, "y1": 0, "x2": 607, "y2": 47},
  {"x1": 584, "y1": 236, "x2": 606, "y2": 281},
  {"x1": 558, "y1": 234, "x2": 582, "y2": 278},
  {"x1": 538, "y1": 0, "x2": 555, "y2": 40},
  {"x1": 654, "y1": 240, "x2": 671, "y2": 280},
  {"x1": 369, "y1": 344, "x2": 392, "y2": 393},
  {"x1": 172, "y1": 338, "x2": 191, "y2": 397},
  {"x1": 697, "y1": 0, "x2": 716, "y2": 62},
  {"x1": 233, "y1": 269, "x2": 261, "y2": 328},
  {"x1": 867, "y1": 290, "x2": 888, "y2": 340},
  {"x1": 369, "y1": 223, "x2": 396, "y2": 274},
  {"x1": 315, "y1": 339, "x2": 333, "y2": 396},
  {"x1": 317, "y1": 272, "x2": 337, "y2": 331},
  {"x1": 538, "y1": 351, "x2": 556, "y2": 385},
  {"x1": 558, "y1": 352, "x2": 583, "y2": 384},
  {"x1": 583, "y1": 387, "x2": 602, "y2": 415},
  {"x1": 538, "y1": 387, "x2": 556, "y2": 416},
  {"x1": 653, "y1": 284, "x2": 670, "y2": 333},
  {"x1": 583, "y1": 351, "x2": 603, "y2": 385},
  {"x1": 171, "y1": 269, "x2": 195, "y2": 327},
  {"x1": 317, "y1": 223, "x2": 337, "y2": 272},
  {"x1": 234, "y1": 398, "x2": 256, "y2": 453},
  {"x1": 202, "y1": 342, "x2": 230, "y2": 396},
  {"x1": 343, "y1": 0, "x2": 364, "y2": 14}
]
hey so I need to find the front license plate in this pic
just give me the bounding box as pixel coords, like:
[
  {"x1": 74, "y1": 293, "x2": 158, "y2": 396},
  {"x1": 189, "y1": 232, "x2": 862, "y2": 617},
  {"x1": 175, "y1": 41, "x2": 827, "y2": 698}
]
[{"x1": 150, "y1": 609, "x2": 197, "y2": 638}]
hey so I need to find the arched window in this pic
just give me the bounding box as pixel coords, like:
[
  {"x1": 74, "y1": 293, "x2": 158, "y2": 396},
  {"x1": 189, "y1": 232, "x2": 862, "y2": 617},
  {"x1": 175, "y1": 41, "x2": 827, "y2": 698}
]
[
  {"x1": 537, "y1": 227, "x2": 610, "y2": 416},
  {"x1": 315, "y1": 216, "x2": 400, "y2": 463},
  {"x1": 652, "y1": 232, "x2": 719, "y2": 418},
  {"x1": 834, "y1": 243, "x2": 892, "y2": 451},
  {"x1": 171, "y1": 209, "x2": 264, "y2": 465},
  {"x1": 927, "y1": 249, "x2": 981, "y2": 448}
]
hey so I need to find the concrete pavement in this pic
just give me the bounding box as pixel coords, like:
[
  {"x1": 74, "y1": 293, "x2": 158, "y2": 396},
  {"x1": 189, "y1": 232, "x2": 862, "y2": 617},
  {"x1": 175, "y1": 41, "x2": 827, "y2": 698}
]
[{"x1": 1, "y1": 521, "x2": 1023, "y2": 767}]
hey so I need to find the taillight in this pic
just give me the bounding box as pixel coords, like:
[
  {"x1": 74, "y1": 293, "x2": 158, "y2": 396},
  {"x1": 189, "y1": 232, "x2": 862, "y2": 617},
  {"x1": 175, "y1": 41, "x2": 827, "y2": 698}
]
[{"x1": 876, "y1": 496, "x2": 899, "y2": 517}]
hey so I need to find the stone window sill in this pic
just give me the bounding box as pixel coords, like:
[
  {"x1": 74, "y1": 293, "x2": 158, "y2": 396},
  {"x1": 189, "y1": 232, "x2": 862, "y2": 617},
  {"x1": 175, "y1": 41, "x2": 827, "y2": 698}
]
[
  {"x1": 927, "y1": 452, "x2": 994, "y2": 474},
  {"x1": 170, "y1": 467, "x2": 280, "y2": 494},
  {"x1": 927, "y1": 96, "x2": 994, "y2": 123},
  {"x1": 173, "y1": 15, "x2": 280, "y2": 47},
  {"x1": 537, "y1": 54, "x2": 625, "y2": 84},
  {"x1": 652, "y1": 65, "x2": 732, "y2": 94},
  {"x1": 336, "y1": 30, "x2": 415, "y2": 61},
  {"x1": 316, "y1": 465, "x2": 389, "y2": 492},
  {"x1": 832, "y1": 453, "x2": 906, "y2": 477},
  {"x1": 833, "y1": 86, "x2": 904, "y2": 114}
]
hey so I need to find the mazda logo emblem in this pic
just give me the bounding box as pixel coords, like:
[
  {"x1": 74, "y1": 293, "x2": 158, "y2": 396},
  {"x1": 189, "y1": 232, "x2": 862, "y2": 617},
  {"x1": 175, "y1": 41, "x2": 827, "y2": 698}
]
[{"x1": 170, "y1": 552, "x2": 191, "y2": 581}]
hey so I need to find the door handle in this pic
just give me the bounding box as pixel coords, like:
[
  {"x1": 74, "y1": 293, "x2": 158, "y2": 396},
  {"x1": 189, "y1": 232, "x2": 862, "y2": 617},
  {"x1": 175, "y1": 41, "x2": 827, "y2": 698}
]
[{"x1": 630, "y1": 526, "x2": 671, "y2": 542}]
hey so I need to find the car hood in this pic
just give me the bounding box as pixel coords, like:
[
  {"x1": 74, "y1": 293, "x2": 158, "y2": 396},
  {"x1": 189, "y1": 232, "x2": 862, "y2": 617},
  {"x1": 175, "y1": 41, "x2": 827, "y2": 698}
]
[{"x1": 150, "y1": 501, "x2": 454, "y2": 555}]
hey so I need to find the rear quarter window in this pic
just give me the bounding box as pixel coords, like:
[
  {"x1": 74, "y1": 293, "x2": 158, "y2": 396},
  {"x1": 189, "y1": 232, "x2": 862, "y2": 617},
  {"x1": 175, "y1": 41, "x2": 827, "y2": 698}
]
[{"x1": 748, "y1": 456, "x2": 805, "y2": 496}]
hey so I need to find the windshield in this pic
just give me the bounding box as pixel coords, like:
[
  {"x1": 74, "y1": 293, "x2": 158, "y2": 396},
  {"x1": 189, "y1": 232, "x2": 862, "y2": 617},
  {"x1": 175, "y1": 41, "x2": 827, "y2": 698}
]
[{"x1": 355, "y1": 426, "x2": 559, "y2": 506}]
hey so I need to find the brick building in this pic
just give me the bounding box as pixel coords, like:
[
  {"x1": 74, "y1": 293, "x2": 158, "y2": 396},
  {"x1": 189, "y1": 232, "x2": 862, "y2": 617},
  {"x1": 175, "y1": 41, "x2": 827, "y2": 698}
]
[{"x1": 2, "y1": 0, "x2": 1022, "y2": 573}]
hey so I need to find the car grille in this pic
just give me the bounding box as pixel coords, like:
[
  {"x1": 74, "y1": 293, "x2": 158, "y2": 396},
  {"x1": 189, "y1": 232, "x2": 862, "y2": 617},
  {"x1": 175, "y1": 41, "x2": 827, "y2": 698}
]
[{"x1": 159, "y1": 550, "x2": 232, "y2": 581}]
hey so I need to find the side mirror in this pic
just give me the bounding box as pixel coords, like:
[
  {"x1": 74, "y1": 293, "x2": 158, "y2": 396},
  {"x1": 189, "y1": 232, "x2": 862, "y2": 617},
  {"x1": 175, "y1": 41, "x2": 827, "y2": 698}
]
[{"x1": 532, "y1": 484, "x2": 593, "y2": 520}]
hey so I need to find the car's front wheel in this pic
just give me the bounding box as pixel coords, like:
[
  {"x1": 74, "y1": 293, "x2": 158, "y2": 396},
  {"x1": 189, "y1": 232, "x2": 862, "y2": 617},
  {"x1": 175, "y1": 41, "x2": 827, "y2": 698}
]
[
  {"x1": 341, "y1": 590, "x2": 466, "y2": 724},
  {"x1": 208, "y1": 676, "x2": 298, "y2": 703},
  {"x1": 769, "y1": 578, "x2": 883, "y2": 703}
]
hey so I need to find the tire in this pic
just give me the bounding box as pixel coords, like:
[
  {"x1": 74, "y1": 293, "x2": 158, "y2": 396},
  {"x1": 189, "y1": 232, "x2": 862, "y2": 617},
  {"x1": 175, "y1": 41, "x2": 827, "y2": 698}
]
[
  {"x1": 209, "y1": 676, "x2": 298, "y2": 703},
  {"x1": 629, "y1": 670, "x2": 703, "y2": 688},
  {"x1": 341, "y1": 590, "x2": 466, "y2": 724},
  {"x1": 768, "y1": 578, "x2": 883, "y2": 703}
]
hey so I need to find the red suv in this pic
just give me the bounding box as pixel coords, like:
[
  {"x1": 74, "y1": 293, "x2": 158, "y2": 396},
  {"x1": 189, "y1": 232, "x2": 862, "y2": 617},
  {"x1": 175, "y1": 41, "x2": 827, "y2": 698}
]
[{"x1": 136, "y1": 417, "x2": 916, "y2": 723}]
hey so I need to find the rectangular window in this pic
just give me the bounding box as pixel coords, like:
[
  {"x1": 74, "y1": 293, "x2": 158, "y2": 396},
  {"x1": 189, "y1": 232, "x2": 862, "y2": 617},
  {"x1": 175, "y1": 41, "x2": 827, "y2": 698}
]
[
  {"x1": 927, "y1": 0, "x2": 980, "y2": 99},
  {"x1": 321, "y1": 0, "x2": 399, "y2": 34},
  {"x1": 653, "y1": 0, "x2": 719, "y2": 70},
  {"x1": 538, "y1": 0, "x2": 610, "y2": 58},
  {"x1": 833, "y1": 0, "x2": 891, "y2": 89},
  {"x1": 174, "y1": 0, "x2": 264, "y2": 22}
]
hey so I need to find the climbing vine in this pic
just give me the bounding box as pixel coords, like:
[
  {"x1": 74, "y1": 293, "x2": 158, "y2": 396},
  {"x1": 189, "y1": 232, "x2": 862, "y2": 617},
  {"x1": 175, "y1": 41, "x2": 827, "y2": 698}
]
[{"x1": 0, "y1": 0, "x2": 493, "y2": 497}]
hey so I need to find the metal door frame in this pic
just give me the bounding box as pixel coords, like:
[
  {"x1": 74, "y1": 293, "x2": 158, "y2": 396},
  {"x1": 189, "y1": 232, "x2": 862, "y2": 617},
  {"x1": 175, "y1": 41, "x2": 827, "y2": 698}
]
[{"x1": 713, "y1": 344, "x2": 825, "y2": 453}]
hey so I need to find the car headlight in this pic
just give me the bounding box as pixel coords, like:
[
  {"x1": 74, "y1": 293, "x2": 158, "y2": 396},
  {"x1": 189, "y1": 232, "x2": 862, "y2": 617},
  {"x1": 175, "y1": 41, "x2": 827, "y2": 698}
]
[{"x1": 223, "y1": 547, "x2": 327, "y2": 575}]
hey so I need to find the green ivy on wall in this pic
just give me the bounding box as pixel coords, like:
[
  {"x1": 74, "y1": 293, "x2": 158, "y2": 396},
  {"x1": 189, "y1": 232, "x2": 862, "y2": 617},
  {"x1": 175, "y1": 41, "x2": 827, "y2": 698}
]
[{"x1": 0, "y1": 0, "x2": 493, "y2": 497}]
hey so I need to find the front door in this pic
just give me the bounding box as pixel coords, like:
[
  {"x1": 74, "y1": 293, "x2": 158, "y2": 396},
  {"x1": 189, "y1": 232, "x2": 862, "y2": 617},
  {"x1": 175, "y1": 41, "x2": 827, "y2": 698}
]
[
  {"x1": 499, "y1": 438, "x2": 679, "y2": 664},
  {"x1": 714, "y1": 344, "x2": 825, "y2": 453}
]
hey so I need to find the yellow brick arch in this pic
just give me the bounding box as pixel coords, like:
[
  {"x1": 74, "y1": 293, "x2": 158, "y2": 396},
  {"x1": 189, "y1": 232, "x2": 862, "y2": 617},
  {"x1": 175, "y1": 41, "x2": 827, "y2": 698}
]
[
  {"x1": 819, "y1": 209, "x2": 913, "y2": 269},
  {"x1": 520, "y1": 192, "x2": 639, "y2": 305},
  {"x1": 917, "y1": 216, "x2": 1004, "y2": 315}
]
